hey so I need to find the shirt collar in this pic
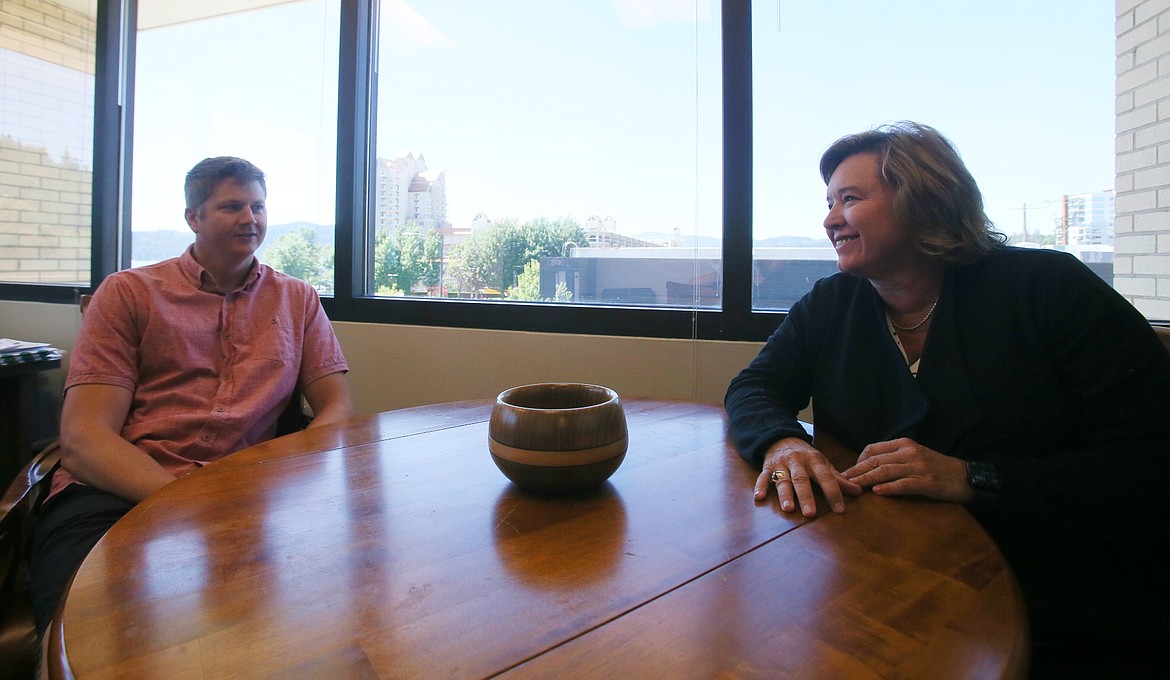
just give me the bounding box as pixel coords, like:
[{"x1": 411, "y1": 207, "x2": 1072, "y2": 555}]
[{"x1": 180, "y1": 245, "x2": 263, "y2": 294}]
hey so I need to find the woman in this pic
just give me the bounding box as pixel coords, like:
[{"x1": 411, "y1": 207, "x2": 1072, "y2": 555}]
[{"x1": 725, "y1": 121, "x2": 1170, "y2": 675}]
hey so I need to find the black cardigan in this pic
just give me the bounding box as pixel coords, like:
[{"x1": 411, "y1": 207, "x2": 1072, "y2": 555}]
[{"x1": 725, "y1": 246, "x2": 1170, "y2": 642}]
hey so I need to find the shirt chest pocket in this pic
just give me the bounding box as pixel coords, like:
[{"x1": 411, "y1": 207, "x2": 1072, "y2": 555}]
[{"x1": 250, "y1": 321, "x2": 297, "y2": 362}]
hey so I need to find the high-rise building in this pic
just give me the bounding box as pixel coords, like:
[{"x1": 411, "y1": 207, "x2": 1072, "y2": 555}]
[
  {"x1": 373, "y1": 152, "x2": 449, "y2": 233},
  {"x1": 1060, "y1": 190, "x2": 1114, "y2": 246}
]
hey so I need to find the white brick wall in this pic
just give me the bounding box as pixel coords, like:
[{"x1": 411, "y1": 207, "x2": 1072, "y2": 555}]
[
  {"x1": 0, "y1": 0, "x2": 93, "y2": 284},
  {"x1": 1116, "y1": 0, "x2": 1170, "y2": 319}
]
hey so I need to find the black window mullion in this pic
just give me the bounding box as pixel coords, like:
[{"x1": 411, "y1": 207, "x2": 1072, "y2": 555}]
[
  {"x1": 710, "y1": 0, "x2": 782, "y2": 341},
  {"x1": 720, "y1": 0, "x2": 752, "y2": 331},
  {"x1": 327, "y1": 0, "x2": 374, "y2": 317},
  {"x1": 91, "y1": 0, "x2": 126, "y2": 287}
]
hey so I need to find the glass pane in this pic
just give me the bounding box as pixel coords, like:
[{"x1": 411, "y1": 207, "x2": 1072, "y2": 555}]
[
  {"x1": 131, "y1": 0, "x2": 340, "y2": 294},
  {"x1": 0, "y1": 0, "x2": 96, "y2": 285},
  {"x1": 751, "y1": 0, "x2": 1114, "y2": 310},
  {"x1": 371, "y1": 1, "x2": 721, "y2": 307}
]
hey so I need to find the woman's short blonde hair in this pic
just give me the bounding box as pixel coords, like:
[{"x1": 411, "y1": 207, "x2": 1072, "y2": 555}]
[{"x1": 819, "y1": 121, "x2": 1006, "y2": 264}]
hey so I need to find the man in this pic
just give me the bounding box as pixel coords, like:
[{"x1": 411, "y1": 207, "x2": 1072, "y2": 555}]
[{"x1": 29, "y1": 156, "x2": 354, "y2": 640}]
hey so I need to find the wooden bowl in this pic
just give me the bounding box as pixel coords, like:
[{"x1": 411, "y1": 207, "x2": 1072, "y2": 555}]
[{"x1": 489, "y1": 383, "x2": 628, "y2": 494}]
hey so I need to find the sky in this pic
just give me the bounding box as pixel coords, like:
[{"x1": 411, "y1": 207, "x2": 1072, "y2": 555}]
[{"x1": 130, "y1": 0, "x2": 1114, "y2": 244}]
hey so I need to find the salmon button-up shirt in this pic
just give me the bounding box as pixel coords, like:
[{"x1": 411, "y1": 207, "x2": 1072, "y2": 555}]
[{"x1": 51, "y1": 246, "x2": 348, "y2": 497}]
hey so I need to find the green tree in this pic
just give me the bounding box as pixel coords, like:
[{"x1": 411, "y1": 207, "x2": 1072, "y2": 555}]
[
  {"x1": 552, "y1": 281, "x2": 573, "y2": 302},
  {"x1": 449, "y1": 216, "x2": 586, "y2": 294},
  {"x1": 449, "y1": 217, "x2": 525, "y2": 292},
  {"x1": 507, "y1": 260, "x2": 542, "y2": 300},
  {"x1": 522, "y1": 216, "x2": 587, "y2": 261},
  {"x1": 410, "y1": 228, "x2": 444, "y2": 291},
  {"x1": 507, "y1": 259, "x2": 575, "y2": 301},
  {"x1": 373, "y1": 224, "x2": 444, "y2": 295},
  {"x1": 373, "y1": 226, "x2": 398, "y2": 292},
  {"x1": 507, "y1": 260, "x2": 575, "y2": 302},
  {"x1": 264, "y1": 226, "x2": 331, "y2": 291}
]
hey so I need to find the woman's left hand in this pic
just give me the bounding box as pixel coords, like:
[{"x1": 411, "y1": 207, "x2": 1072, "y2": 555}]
[{"x1": 842, "y1": 438, "x2": 974, "y2": 503}]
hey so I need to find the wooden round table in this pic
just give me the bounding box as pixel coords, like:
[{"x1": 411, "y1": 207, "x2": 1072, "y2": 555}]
[{"x1": 52, "y1": 399, "x2": 1029, "y2": 679}]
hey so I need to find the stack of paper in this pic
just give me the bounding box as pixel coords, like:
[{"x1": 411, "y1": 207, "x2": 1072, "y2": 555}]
[{"x1": 0, "y1": 338, "x2": 63, "y2": 366}]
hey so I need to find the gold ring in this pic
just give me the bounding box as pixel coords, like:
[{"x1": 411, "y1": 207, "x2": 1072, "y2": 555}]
[{"x1": 770, "y1": 469, "x2": 789, "y2": 484}]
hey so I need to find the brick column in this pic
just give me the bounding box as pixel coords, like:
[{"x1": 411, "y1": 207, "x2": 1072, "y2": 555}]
[{"x1": 1115, "y1": 0, "x2": 1170, "y2": 319}]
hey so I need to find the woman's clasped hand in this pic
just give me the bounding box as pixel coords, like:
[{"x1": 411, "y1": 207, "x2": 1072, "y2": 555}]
[
  {"x1": 755, "y1": 436, "x2": 974, "y2": 516},
  {"x1": 754, "y1": 437, "x2": 861, "y2": 516}
]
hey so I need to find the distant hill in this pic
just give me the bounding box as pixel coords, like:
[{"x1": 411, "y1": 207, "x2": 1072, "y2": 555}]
[
  {"x1": 130, "y1": 229, "x2": 193, "y2": 262},
  {"x1": 634, "y1": 231, "x2": 830, "y2": 248},
  {"x1": 755, "y1": 235, "x2": 832, "y2": 247},
  {"x1": 633, "y1": 231, "x2": 719, "y2": 247},
  {"x1": 130, "y1": 222, "x2": 334, "y2": 263},
  {"x1": 257, "y1": 223, "x2": 335, "y2": 255}
]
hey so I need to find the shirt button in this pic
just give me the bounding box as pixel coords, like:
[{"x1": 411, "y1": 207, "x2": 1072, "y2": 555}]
[
  {"x1": 216, "y1": 407, "x2": 225, "y2": 413},
  {"x1": 202, "y1": 435, "x2": 211, "y2": 442}
]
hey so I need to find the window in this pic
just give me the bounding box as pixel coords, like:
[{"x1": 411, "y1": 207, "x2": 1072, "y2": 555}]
[
  {"x1": 750, "y1": 0, "x2": 1116, "y2": 310},
  {"x1": 0, "y1": 0, "x2": 97, "y2": 286},
  {"x1": 3, "y1": 1, "x2": 1167, "y2": 333},
  {"x1": 367, "y1": 1, "x2": 722, "y2": 308},
  {"x1": 130, "y1": 0, "x2": 340, "y2": 294}
]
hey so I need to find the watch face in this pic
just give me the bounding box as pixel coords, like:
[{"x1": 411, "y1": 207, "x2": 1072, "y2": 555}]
[{"x1": 967, "y1": 460, "x2": 1000, "y2": 491}]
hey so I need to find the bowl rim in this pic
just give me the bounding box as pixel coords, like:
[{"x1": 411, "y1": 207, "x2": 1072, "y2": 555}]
[{"x1": 495, "y1": 382, "x2": 620, "y2": 412}]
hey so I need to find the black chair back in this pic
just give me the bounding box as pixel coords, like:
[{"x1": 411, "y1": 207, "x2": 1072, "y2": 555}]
[{"x1": 0, "y1": 443, "x2": 61, "y2": 679}]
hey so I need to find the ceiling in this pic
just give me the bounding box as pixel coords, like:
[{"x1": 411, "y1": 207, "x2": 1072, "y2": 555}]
[
  {"x1": 137, "y1": 0, "x2": 302, "y2": 30},
  {"x1": 42, "y1": 0, "x2": 304, "y2": 30}
]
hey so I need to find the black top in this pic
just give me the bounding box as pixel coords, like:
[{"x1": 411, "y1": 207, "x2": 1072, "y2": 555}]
[{"x1": 725, "y1": 246, "x2": 1170, "y2": 644}]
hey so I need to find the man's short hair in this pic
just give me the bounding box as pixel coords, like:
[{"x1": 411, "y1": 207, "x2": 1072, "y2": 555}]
[{"x1": 184, "y1": 157, "x2": 267, "y2": 212}]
